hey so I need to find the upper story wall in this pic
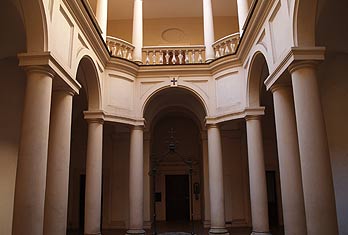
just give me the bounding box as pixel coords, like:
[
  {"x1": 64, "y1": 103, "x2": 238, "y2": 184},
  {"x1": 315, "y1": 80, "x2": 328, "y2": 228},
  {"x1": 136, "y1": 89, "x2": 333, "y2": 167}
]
[{"x1": 107, "y1": 16, "x2": 239, "y2": 46}]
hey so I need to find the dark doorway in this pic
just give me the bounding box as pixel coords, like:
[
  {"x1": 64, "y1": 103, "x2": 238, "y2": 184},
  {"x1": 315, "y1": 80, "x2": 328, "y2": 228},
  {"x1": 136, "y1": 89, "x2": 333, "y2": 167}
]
[
  {"x1": 79, "y1": 174, "x2": 86, "y2": 232},
  {"x1": 266, "y1": 171, "x2": 279, "y2": 226},
  {"x1": 165, "y1": 175, "x2": 190, "y2": 221}
]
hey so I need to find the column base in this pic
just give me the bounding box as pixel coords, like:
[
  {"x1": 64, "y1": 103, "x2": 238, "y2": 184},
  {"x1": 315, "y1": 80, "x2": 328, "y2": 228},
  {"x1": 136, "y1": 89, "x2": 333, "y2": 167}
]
[
  {"x1": 251, "y1": 232, "x2": 272, "y2": 235},
  {"x1": 126, "y1": 229, "x2": 146, "y2": 235},
  {"x1": 209, "y1": 227, "x2": 229, "y2": 235}
]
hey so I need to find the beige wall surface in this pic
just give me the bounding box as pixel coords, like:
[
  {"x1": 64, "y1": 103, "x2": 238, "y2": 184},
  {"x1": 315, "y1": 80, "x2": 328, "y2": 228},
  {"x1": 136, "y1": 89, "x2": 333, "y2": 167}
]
[
  {"x1": 319, "y1": 53, "x2": 348, "y2": 235},
  {"x1": 107, "y1": 16, "x2": 238, "y2": 46},
  {"x1": 0, "y1": 58, "x2": 25, "y2": 235}
]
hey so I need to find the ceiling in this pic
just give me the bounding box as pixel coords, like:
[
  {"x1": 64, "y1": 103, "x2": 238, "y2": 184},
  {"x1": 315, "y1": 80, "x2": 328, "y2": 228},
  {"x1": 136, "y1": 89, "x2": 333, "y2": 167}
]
[{"x1": 88, "y1": 0, "x2": 237, "y2": 21}]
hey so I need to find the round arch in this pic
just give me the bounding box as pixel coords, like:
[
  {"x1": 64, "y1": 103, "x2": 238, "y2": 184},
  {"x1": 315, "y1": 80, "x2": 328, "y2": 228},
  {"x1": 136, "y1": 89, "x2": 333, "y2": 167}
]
[
  {"x1": 19, "y1": 0, "x2": 48, "y2": 52},
  {"x1": 246, "y1": 51, "x2": 270, "y2": 107},
  {"x1": 293, "y1": 0, "x2": 318, "y2": 46},
  {"x1": 76, "y1": 56, "x2": 102, "y2": 110},
  {"x1": 143, "y1": 86, "x2": 208, "y2": 129},
  {"x1": 141, "y1": 84, "x2": 209, "y2": 117}
]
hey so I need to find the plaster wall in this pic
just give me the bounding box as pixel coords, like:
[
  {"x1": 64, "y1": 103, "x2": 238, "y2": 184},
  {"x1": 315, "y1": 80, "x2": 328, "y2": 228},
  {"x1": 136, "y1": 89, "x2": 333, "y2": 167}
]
[
  {"x1": 318, "y1": 53, "x2": 348, "y2": 235},
  {"x1": 0, "y1": 58, "x2": 25, "y2": 235},
  {"x1": 107, "y1": 16, "x2": 238, "y2": 46}
]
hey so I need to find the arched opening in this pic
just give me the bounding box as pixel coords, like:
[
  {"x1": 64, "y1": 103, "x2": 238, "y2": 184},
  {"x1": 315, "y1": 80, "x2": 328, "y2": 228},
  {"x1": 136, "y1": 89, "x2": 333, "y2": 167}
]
[
  {"x1": 315, "y1": 0, "x2": 348, "y2": 233},
  {"x1": 246, "y1": 52, "x2": 283, "y2": 232},
  {"x1": 144, "y1": 88, "x2": 206, "y2": 233},
  {"x1": 67, "y1": 57, "x2": 101, "y2": 234},
  {"x1": 0, "y1": 0, "x2": 26, "y2": 234},
  {"x1": 293, "y1": 0, "x2": 318, "y2": 46}
]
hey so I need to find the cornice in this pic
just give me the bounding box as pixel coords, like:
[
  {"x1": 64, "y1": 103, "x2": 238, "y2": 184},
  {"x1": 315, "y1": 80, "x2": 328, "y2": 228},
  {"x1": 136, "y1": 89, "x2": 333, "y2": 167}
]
[
  {"x1": 84, "y1": 110, "x2": 145, "y2": 126},
  {"x1": 106, "y1": 57, "x2": 139, "y2": 77},
  {"x1": 237, "y1": 0, "x2": 275, "y2": 62},
  {"x1": 264, "y1": 47, "x2": 325, "y2": 90},
  {"x1": 137, "y1": 63, "x2": 212, "y2": 77},
  {"x1": 18, "y1": 52, "x2": 81, "y2": 94},
  {"x1": 104, "y1": 112, "x2": 145, "y2": 126},
  {"x1": 63, "y1": 0, "x2": 110, "y2": 66},
  {"x1": 209, "y1": 54, "x2": 242, "y2": 75},
  {"x1": 205, "y1": 107, "x2": 265, "y2": 125}
]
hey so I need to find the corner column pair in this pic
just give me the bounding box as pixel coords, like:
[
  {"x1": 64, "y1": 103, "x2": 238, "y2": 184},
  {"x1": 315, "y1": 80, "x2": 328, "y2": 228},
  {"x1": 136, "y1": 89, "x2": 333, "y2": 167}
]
[{"x1": 270, "y1": 60, "x2": 338, "y2": 235}]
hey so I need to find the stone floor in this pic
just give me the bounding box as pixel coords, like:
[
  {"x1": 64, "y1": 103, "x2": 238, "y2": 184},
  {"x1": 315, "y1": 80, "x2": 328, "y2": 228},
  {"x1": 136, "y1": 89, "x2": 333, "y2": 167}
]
[{"x1": 68, "y1": 221, "x2": 284, "y2": 235}]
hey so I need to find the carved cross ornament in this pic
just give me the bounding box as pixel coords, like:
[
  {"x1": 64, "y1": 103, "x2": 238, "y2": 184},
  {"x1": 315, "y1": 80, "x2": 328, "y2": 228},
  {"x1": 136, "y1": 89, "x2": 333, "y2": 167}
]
[{"x1": 170, "y1": 76, "x2": 179, "y2": 87}]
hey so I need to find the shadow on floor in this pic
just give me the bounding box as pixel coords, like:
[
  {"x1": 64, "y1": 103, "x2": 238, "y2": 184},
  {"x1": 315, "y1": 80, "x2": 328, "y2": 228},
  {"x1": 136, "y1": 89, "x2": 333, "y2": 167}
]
[{"x1": 68, "y1": 221, "x2": 284, "y2": 235}]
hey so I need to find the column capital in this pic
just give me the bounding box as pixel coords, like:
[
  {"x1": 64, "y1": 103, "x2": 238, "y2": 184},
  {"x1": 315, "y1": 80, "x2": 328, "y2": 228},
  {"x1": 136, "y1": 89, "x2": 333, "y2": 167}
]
[
  {"x1": 206, "y1": 123, "x2": 220, "y2": 129},
  {"x1": 52, "y1": 86, "x2": 76, "y2": 96},
  {"x1": 288, "y1": 60, "x2": 319, "y2": 74},
  {"x1": 245, "y1": 115, "x2": 262, "y2": 121},
  {"x1": 84, "y1": 110, "x2": 105, "y2": 124},
  {"x1": 131, "y1": 125, "x2": 144, "y2": 131},
  {"x1": 18, "y1": 52, "x2": 81, "y2": 94},
  {"x1": 270, "y1": 82, "x2": 291, "y2": 93},
  {"x1": 24, "y1": 65, "x2": 56, "y2": 78}
]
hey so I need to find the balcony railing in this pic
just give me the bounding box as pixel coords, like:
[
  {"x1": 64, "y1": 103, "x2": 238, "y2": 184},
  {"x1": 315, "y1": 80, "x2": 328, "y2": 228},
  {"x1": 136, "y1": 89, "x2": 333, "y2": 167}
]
[
  {"x1": 106, "y1": 36, "x2": 135, "y2": 60},
  {"x1": 212, "y1": 33, "x2": 240, "y2": 59},
  {"x1": 106, "y1": 34, "x2": 240, "y2": 64},
  {"x1": 142, "y1": 45, "x2": 205, "y2": 65}
]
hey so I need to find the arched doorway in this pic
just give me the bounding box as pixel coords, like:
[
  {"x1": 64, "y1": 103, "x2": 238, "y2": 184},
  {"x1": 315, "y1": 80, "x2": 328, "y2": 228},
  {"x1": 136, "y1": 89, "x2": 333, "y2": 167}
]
[
  {"x1": 144, "y1": 87, "x2": 206, "y2": 233},
  {"x1": 247, "y1": 52, "x2": 283, "y2": 233},
  {"x1": 67, "y1": 56, "x2": 102, "y2": 234}
]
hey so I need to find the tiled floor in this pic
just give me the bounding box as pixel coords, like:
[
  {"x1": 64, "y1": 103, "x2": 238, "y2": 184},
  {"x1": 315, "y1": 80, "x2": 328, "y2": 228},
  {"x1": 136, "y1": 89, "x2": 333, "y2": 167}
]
[{"x1": 68, "y1": 221, "x2": 284, "y2": 235}]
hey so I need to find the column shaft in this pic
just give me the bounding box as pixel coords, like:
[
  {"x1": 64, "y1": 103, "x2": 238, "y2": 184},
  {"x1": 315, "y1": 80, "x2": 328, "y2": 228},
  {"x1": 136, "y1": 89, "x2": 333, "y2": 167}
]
[
  {"x1": 43, "y1": 90, "x2": 74, "y2": 235},
  {"x1": 84, "y1": 120, "x2": 103, "y2": 235},
  {"x1": 202, "y1": 134, "x2": 211, "y2": 227},
  {"x1": 96, "y1": 0, "x2": 108, "y2": 40},
  {"x1": 132, "y1": 0, "x2": 143, "y2": 63},
  {"x1": 203, "y1": 0, "x2": 215, "y2": 62},
  {"x1": 236, "y1": 0, "x2": 249, "y2": 35},
  {"x1": 207, "y1": 125, "x2": 228, "y2": 235},
  {"x1": 290, "y1": 62, "x2": 338, "y2": 235},
  {"x1": 272, "y1": 84, "x2": 307, "y2": 235},
  {"x1": 12, "y1": 67, "x2": 53, "y2": 235},
  {"x1": 127, "y1": 126, "x2": 145, "y2": 235},
  {"x1": 246, "y1": 117, "x2": 270, "y2": 235}
]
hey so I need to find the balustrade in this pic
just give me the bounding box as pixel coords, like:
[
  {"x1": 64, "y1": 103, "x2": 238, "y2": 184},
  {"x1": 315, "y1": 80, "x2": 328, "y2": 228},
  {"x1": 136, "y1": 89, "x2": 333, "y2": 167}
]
[
  {"x1": 212, "y1": 33, "x2": 240, "y2": 58},
  {"x1": 106, "y1": 35, "x2": 241, "y2": 64},
  {"x1": 106, "y1": 36, "x2": 135, "y2": 60},
  {"x1": 142, "y1": 45, "x2": 205, "y2": 65}
]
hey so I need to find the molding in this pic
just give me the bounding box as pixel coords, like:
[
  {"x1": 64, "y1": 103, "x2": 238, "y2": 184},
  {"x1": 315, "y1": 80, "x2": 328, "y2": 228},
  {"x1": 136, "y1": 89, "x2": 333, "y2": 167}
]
[
  {"x1": 237, "y1": 0, "x2": 276, "y2": 63},
  {"x1": 264, "y1": 47, "x2": 325, "y2": 90},
  {"x1": 103, "y1": 112, "x2": 145, "y2": 126},
  {"x1": 106, "y1": 57, "x2": 139, "y2": 77},
  {"x1": 205, "y1": 107, "x2": 265, "y2": 125},
  {"x1": 63, "y1": 0, "x2": 110, "y2": 66},
  {"x1": 18, "y1": 52, "x2": 81, "y2": 94}
]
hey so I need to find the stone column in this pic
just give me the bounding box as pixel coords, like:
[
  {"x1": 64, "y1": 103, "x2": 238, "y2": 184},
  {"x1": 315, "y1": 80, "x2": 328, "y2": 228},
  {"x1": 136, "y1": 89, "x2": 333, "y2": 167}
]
[
  {"x1": 207, "y1": 124, "x2": 228, "y2": 235},
  {"x1": 202, "y1": 132, "x2": 211, "y2": 227},
  {"x1": 245, "y1": 116, "x2": 270, "y2": 235},
  {"x1": 12, "y1": 66, "x2": 53, "y2": 235},
  {"x1": 96, "y1": 0, "x2": 108, "y2": 40},
  {"x1": 236, "y1": 0, "x2": 249, "y2": 35},
  {"x1": 84, "y1": 118, "x2": 104, "y2": 235},
  {"x1": 203, "y1": 0, "x2": 215, "y2": 62},
  {"x1": 271, "y1": 84, "x2": 307, "y2": 235},
  {"x1": 127, "y1": 126, "x2": 145, "y2": 235},
  {"x1": 143, "y1": 132, "x2": 151, "y2": 228},
  {"x1": 289, "y1": 61, "x2": 338, "y2": 235},
  {"x1": 132, "y1": 0, "x2": 143, "y2": 63},
  {"x1": 43, "y1": 88, "x2": 74, "y2": 235}
]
